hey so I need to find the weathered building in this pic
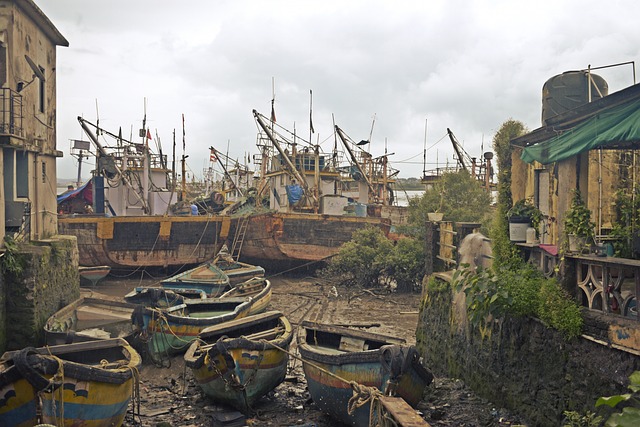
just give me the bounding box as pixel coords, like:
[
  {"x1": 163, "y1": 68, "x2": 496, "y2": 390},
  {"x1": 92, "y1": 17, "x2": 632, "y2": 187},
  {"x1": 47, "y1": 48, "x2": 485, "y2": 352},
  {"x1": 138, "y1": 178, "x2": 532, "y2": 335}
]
[
  {"x1": 0, "y1": 0, "x2": 68, "y2": 241},
  {"x1": 0, "y1": 0, "x2": 77, "y2": 353}
]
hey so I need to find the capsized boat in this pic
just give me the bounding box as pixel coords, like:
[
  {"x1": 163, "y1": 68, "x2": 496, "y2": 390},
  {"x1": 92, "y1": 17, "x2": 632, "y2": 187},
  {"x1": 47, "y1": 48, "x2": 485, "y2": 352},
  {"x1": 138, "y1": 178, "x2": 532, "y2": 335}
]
[
  {"x1": 161, "y1": 261, "x2": 231, "y2": 297},
  {"x1": 297, "y1": 321, "x2": 433, "y2": 427},
  {"x1": 44, "y1": 296, "x2": 138, "y2": 346},
  {"x1": 0, "y1": 338, "x2": 141, "y2": 427},
  {"x1": 184, "y1": 310, "x2": 292, "y2": 414}
]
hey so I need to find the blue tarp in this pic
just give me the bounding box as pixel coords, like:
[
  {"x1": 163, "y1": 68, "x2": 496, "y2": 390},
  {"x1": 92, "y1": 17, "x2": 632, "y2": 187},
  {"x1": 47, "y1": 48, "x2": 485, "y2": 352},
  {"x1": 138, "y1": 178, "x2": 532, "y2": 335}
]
[
  {"x1": 285, "y1": 184, "x2": 304, "y2": 205},
  {"x1": 57, "y1": 180, "x2": 92, "y2": 204}
]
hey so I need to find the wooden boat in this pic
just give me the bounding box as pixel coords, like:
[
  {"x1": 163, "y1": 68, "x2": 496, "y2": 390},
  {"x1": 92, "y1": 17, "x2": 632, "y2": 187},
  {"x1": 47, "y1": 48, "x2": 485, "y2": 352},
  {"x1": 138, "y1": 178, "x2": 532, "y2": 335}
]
[
  {"x1": 214, "y1": 258, "x2": 265, "y2": 285},
  {"x1": 78, "y1": 265, "x2": 111, "y2": 287},
  {"x1": 0, "y1": 338, "x2": 141, "y2": 427},
  {"x1": 184, "y1": 311, "x2": 292, "y2": 414},
  {"x1": 218, "y1": 277, "x2": 272, "y2": 316},
  {"x1": 44, "y1": 296, "x2": 138, "y2": 345},
  {"x1": 131, "y1": 296, "x2": 254, "y2": 362},
  {"x1": 124, "y1": 286, "x2": 207, "y2": 304},
  {"x1": 161, "y1": 261, "x2": 231, "y2": 297},
  {"x1": 297, "y1": 321, "x2": 433, "y2": 427}
]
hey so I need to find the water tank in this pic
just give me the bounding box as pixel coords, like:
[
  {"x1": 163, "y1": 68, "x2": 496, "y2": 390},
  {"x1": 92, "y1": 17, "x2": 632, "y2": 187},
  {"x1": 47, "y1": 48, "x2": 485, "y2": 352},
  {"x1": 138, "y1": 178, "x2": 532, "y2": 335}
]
[{"x1": 541, "y1": 71, "x2": 608, "y2": 125}]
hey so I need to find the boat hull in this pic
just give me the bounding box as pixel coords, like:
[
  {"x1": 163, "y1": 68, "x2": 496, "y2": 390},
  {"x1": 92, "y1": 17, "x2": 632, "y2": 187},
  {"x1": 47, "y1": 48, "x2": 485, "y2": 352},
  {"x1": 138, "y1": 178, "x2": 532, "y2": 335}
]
[
  {"x1": 297, "y1": 322, "x2": 433, "y2": 427},
  {"x1": 239, "y1": 212, "x2": 392, "y2": 268},
  {"x1": 0, "y1": 339, "x2": 141, "y2": 427},
  {"x1": 132, "y1": 298, "x2": 253, "y2": 361},
  {"x1": 219, "y1": 278, "x2": 272, "y2": 316},
  {"x1": 58, "y1": 215, "x2": 236, "y2": 270},
  {"x1": 185, "y1": 311, "x2": 292, "y2": 414}
]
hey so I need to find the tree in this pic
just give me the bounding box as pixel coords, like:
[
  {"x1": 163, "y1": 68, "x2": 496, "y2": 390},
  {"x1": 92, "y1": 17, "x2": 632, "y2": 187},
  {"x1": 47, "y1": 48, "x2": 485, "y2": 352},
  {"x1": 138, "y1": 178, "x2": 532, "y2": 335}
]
[{"x1": 407, "y1": 169, "x2": 492, "y2": 237}]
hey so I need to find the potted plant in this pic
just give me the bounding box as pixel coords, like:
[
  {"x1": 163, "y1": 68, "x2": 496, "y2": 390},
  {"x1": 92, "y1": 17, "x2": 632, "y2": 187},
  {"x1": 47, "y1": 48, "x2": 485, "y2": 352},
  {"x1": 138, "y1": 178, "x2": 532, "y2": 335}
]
[
  {"x1": 507, "y1": 198, "x2": 542, "y2": 242},
  {"x1": 563, "y1": 189, "x2": 595, "y2": 252},
  {"x1": 427, "y1": 187, "x2": 445, "y2": 222}
]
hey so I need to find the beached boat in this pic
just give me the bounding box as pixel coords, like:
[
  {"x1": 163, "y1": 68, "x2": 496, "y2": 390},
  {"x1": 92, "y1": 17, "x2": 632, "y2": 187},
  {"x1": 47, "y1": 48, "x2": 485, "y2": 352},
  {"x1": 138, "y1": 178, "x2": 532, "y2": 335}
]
[
  {"x1": 0, "y1": 338, "x2": 141, "y2": 427},
  {"x1": 184, "y1": 310, "x2": 292, "y2": 414},
  {"x1": 44, "y1": 296, "x2": 138, "y2": 346},
  {"x1": 218, "y1": 277, "x2": 272, "y2": 316},
  {"x1": 78, "y1": 265, "x2": 112, "y2": 287},
  {"x1": 213, "y1": 248, "x2": 265, "y2": 285},
  {"x1": 297, "y1": 321, "x2": 433, "y2": 427},
  {"x1": 131, "y1": 296, "x2": 255, "y2": 362},
  {"x1": 57, "y1": 117, "x2": 237, "y2": 270},
  {"x1": 125, "y1": 286, "x2": 207, "y2": 303},
  {"x1": 161, "y1": 261, "x2": 231, "y2": 297}
]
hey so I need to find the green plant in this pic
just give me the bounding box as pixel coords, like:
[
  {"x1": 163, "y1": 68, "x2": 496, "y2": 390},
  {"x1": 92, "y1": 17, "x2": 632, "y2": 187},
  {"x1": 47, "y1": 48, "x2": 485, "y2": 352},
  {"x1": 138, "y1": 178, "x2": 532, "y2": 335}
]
[
  {"x1": 564, "y1": 189, "x2": 595, "y2": 240},
  {"x1": 562, "y1": 410, "x2": 603, "y2": 427},
  {"x1": 609, "y1": 188, "x2": 640, "y2": 258},
  {"x1": 596, "y1": 370, "x2": 640, "y2": 426},
  {"x1": 507, "y1": 198, "x2": 543, "y2": 231},
  {"x1": 1, "y1": 235, "x2": 24, "y2": 275}
]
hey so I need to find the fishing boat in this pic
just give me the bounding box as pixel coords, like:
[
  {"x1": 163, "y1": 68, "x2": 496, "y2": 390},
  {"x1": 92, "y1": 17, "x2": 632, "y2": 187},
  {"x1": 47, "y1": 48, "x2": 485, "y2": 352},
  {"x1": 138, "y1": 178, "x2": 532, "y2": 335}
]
[
  {"x1": 0, "y1": 338, "x2": 141, "y2": 427},
  {"x1": 44, "y1": 296, "x2": 138, "y2": 345},
  {"x1": 131, "y1": 296, "x2": 255, "y2": 362},
  {"x1": 184, "y1": 310, "x2": 292, "y2": 414},
  {"x1": 160, "y1": 261, "x2": 231, "y2": 297},
  {"x1": 236, "y1": 111, "x2": 396, "y2": 269},
  {"x1": 218, "y1": 277, "x2": 272, "y2": 316},
  {"x1": 213, "y1": 246, "x2": 265, "y2": 285},
  {"x1": 57, "y1": 117, "x2": 237, "y2": 271},
  {"x1": 125, "y1": 286, "x2": 207, "y2": 303},
  {"x1": 297, "y1": 321, "x2": 433, "y2": 427}
]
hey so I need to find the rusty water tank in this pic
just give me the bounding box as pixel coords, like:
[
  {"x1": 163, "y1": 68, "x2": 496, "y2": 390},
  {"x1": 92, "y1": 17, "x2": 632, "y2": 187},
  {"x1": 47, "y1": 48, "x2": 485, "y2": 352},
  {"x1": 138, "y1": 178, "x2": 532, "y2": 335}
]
[{"x1": 541, "y1": 71, "x2": 608, "y2": 125}]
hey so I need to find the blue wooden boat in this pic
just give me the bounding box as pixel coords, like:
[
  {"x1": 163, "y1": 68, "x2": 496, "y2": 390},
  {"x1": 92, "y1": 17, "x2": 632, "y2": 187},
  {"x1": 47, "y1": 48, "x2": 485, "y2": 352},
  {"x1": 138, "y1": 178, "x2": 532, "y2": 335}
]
[
  {"x1": 184, "y1": 310, "x2": 292, "y2": 414},
  {"x1": 0, "y1": 338, "x2": 141, "y2": 427},
  {"x1": 297, "y1": 321, "x2": 433, "y2": 427},
  {"x1": 124, "y1": 286, "x2": 207, "y2": 305},
  {"x1": 161, "y1": 261, "x2": 231, "y2": 297}
]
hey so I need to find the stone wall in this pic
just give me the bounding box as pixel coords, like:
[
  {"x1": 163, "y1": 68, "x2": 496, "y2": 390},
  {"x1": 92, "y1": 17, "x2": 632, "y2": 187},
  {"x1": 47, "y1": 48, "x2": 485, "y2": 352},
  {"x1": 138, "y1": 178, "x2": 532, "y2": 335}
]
[
  {"x1": 417, "y1": 283, "x2": 640, "y2": 427},
  {"x1": 2, "y1": 235, "x2": 79, "y2": 352}
]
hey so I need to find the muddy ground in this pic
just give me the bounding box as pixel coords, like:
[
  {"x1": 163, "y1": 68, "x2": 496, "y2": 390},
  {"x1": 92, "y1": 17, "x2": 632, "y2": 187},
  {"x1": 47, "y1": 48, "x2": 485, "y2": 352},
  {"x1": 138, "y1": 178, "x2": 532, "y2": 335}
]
[{"x1": 90, "y1": 272, "x2": 525, "y2": 427}]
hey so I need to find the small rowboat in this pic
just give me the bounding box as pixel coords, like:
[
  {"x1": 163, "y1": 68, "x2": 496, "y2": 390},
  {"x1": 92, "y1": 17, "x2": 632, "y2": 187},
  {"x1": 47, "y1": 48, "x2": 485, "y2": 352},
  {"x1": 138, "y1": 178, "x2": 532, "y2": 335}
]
[
  {"x1": 129, "y1": 278, "x2": 272, "y2": 363},
  {"x1": 0, "y1": 338, "x2": 141, "y2": 427},
  {"x1": 44, "y1": 296, "x2": 138, "y2": 345},
  {"x1": 185, "y1": 310, "x2": 292, "y2": 414},
  {"x1": 124, "y1": 286, "x2": 207, "y2": 305},
  {"x1": 161, "y1": 261, "x2": 230, "y2": 297},
  {"x1": 297, "y1": 321, "x2": 433, "y2": 427},
  {"x1": 219, "y1": 277, "x2": 272, "y2": 316},
  {"x1": 214, "y1": 259, "x2": 265, "y2": 285},
  {"x1": 78, "y1": 265, "x2": 112, "y2": 287}
]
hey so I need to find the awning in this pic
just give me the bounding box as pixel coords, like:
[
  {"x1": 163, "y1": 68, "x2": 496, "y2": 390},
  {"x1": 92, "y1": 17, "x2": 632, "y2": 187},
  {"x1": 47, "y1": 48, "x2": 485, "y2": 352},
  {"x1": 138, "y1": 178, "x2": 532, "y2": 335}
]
[{"x1": 520, "y1": 97, "x2": 640, "y2": 164}]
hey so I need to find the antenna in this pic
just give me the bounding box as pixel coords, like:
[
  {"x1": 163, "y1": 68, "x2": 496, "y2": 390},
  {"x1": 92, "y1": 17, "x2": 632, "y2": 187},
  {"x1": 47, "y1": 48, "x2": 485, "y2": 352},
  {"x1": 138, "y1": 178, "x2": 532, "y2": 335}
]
[
  {"x1": 16, "y1": 55, "x2": 45, "y2": 92},
  {"x1": 25, "y1": 55, "x2": 45, "y2": 81}
]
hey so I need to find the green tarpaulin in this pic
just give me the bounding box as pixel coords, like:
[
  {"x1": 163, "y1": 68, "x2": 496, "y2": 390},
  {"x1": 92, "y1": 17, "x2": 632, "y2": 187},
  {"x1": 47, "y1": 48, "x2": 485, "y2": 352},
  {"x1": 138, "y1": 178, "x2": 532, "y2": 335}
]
[{"x1": 521, "y1": 97, "x2": 640, "y2": 164}]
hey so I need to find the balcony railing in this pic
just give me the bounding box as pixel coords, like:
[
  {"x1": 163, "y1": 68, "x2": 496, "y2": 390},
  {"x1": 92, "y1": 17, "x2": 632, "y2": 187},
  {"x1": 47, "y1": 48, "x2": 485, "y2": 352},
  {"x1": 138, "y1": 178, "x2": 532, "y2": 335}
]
[{"x1": 0, "y1": 88, "x2": 23, "y2": 138}]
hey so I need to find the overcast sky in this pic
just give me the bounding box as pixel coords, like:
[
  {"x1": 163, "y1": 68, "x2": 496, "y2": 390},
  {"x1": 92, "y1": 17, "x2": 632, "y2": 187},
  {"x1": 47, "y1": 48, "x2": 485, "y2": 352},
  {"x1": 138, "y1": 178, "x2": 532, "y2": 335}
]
[{"x1": 38, "y1": 0, "x2": 640, "y2": 181}]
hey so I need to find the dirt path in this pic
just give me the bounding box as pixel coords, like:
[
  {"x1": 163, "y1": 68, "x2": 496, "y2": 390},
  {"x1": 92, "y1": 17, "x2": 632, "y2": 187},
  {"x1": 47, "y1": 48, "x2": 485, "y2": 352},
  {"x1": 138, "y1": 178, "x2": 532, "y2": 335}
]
[{"x1": 91, "y1": 272, "x2": 522, "y2": 426}]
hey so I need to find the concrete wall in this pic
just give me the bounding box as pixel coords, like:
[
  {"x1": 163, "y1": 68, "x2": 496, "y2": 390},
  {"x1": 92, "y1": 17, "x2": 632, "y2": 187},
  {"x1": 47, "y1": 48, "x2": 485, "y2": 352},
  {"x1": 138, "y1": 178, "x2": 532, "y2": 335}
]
[
  {"x1": 416, "y1": 284, "x2": 640, "y2": 426},
  {"x1": 2, "y1": 235, "x2": 79, "y2": 352}
]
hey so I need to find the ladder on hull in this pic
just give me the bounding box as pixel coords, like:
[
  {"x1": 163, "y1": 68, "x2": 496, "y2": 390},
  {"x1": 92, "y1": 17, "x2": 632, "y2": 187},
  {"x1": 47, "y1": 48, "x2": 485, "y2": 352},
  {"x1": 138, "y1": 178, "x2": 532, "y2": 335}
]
[{"x1": 231, "y1": 215, "x2": 250, "y2": 261}]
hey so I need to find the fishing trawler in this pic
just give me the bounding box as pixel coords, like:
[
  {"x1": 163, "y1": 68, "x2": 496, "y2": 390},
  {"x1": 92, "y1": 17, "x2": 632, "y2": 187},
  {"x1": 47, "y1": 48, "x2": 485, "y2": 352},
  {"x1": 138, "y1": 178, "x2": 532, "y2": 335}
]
[{"x1": 57, "y1": 117, "x2": 237, "y2": 270}]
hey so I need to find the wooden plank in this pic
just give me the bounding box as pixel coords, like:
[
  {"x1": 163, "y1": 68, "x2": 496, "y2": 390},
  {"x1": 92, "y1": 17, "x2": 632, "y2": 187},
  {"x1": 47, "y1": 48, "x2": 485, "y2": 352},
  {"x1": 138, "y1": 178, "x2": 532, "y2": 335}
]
[{"x1": 378, "y1": 396, "x2": 431, "y2": 426}]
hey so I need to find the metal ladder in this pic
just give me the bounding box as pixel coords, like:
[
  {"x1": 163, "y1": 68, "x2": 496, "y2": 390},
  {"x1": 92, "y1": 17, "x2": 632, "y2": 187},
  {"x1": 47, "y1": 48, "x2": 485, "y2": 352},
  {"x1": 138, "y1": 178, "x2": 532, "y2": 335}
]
[{"x1": 230, "y1": 215, "x2": 250, "y2": 261}]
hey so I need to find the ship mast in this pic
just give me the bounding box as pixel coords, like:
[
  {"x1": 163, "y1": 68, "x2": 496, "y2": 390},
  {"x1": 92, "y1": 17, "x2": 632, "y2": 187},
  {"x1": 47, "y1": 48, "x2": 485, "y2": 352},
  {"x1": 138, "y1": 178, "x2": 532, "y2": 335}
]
[
  {"x1": 335, "y1": 125, "x2": 378, "y2": 203},
  {"x1": 253, "y1": 110, "x2": 318, "y2": 211}
]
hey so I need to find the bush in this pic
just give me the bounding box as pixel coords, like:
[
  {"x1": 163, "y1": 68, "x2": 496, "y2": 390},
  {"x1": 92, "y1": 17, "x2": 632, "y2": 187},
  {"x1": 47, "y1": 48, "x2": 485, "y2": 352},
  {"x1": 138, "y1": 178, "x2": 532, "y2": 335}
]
[{"x1": 323, "y1": 227, "x2": 424, "y2": 292}]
